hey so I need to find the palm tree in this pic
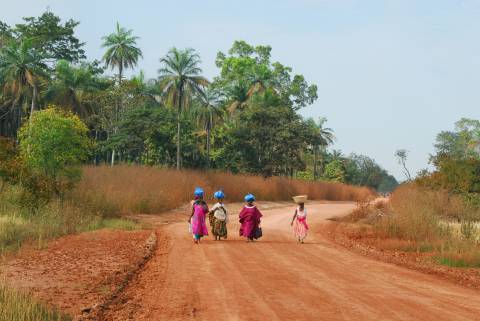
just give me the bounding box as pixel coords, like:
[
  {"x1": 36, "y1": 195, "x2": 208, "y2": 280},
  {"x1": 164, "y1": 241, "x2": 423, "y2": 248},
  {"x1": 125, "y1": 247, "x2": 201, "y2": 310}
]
[
  {"x1": 311, "y1": 118, "x2": 335, "y2": 179},
  {"x1": 102, "y1": 23, "x2": 142, "y2": 165},
  {"x1": 158, "y1": 48, "x2": 208, "y2": 169},
  {"x1": 45, "y1": 60, "x2": 101, "y2": 117},
  {"x1": 102, "y1": 23, "x2": 142, "y2": 85},
  {"x1": 0, "y1": 39, "x2": 48, "y2": 122},
  {"x1": 192, "y1": 89, "x2": 224, "y2": 168},
  {"x1": 225, "y1": 81, "x2": 249, "y2": 113}
]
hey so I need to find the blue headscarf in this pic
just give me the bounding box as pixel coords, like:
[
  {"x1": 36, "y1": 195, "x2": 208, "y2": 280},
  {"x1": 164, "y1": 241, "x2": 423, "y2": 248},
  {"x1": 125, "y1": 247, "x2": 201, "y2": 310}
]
[
  {"x1": 214, "y1": 190, "x2": 225, "y2": 199},
  {"x1": 244, "y1": 193, "x2": 255, "y2": 202},
  {"x1": 194, "y1": 187, "x2": 204, "y2": 198}
]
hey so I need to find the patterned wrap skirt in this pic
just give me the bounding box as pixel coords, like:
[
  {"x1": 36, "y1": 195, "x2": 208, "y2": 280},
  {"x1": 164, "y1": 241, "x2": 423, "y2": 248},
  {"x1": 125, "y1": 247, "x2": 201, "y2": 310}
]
[{"x1": 209, "y1": 212, "x2": 228, "y2": 238}]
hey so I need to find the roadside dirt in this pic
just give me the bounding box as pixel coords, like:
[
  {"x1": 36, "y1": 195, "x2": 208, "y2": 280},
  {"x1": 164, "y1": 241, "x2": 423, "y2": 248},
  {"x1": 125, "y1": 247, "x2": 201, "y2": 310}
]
[
  {"x1": 0, "y1": 229, "x2": 152, "y2": 316},
  {"x1": 323, "y1": 221, "x2": 480, "y2": 290},
  {"x1": 101, "y1": 202, "x2": 480, "y2": 321}
]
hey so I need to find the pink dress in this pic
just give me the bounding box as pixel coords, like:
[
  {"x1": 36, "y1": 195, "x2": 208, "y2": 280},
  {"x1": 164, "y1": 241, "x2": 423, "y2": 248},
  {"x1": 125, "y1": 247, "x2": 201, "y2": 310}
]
[
  {"x1": 239, "y1": 205, "x2": 262, "y2": 238},
  {"x1": 293, "y1": 207, "x2": 308, "y2": 240},
  {"x1": 191, "y1": 202, "x2": 209, "y2": 237}
]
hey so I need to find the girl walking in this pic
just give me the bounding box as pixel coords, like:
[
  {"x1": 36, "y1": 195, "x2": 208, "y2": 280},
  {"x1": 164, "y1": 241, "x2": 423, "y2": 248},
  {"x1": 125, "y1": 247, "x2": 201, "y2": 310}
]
[
  {"x1": 209, "y1": 190, "x2": 228, "y2": 240},
  {"x1": 291, "y1": 202, "x2": 308, "y2": 243},
  {"x1": 239, "y1": 194, "x2": 263, "y2": 242},
  {"x1": 189, "y1": 187, "x2": 209, "y2": 244}
]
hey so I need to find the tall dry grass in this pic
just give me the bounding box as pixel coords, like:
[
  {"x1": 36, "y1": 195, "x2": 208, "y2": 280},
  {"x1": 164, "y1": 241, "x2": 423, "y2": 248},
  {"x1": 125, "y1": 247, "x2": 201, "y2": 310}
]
[
  {"x1": 376, "y1": 185, "x2": 449, "y2": 242},
  {"x1": 359, "y1": 184, "x2": 480, "y2": 267},
  {"x1": 0, "y1": 184, "x2": 140, "y2": 256},
  {"x1": 74, "y1": 165, "x2": 374, "y2": 214}
]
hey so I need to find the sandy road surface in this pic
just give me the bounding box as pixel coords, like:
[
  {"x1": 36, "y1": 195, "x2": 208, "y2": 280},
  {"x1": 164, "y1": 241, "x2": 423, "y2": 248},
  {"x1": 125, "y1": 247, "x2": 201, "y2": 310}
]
[{"x1": 103, "y1": 202, "x2": 480, "y2": 321}]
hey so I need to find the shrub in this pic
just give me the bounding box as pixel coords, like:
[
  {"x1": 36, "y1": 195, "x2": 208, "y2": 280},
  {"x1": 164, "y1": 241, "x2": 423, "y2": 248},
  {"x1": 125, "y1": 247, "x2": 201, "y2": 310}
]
[
  {"x1": 0, "y1": 138, "x2": 21, "y2": 188},
  {"x1": 17, "y1": 107, "x2": 91, "y2": 199}
]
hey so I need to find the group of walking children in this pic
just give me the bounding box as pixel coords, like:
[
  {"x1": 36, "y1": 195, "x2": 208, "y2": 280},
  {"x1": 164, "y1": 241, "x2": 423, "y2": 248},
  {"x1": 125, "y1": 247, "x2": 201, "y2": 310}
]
[{"x1": 188, "y1": 188, "x2": 308, "y2": 244}]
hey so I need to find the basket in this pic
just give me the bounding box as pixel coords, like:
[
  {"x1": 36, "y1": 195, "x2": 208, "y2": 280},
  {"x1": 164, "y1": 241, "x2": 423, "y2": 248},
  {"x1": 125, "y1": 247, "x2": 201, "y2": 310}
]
[{"x1": 292, "y1": 195, "x2": 308, "y2": 204}]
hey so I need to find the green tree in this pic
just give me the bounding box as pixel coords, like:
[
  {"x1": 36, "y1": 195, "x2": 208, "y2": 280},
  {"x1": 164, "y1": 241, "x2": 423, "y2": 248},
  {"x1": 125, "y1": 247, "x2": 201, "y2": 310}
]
[
  {"x1": 344, "y1": 153, "x2": 398, "y2": 191},
  {"x1": 416, "y1": 119, "x2": 480, "y2": 206},
  {"x1": 12, "y1": 11, "x2": 85, "y2": 62},
  {"x1": 0, "y1": 39, "x2": 48, "y2": 121},
  {"x1": 217, "y1": 90, "x2": 307, "y2": 177},
  {"x1": 0, "y1": 21, "x2": 12, "y2": 49},
  {"x1": 102, "y1": 23, "x2": 142, "y2": 86},
  {"x1": 158, "y1": 47, "x2": 208, "y2": 169},
  {"x1": 305, "y1": 117, "x2": 335, "y2": 179},
  {"x1": 192, "y1": 89, "x2": 224, "y2": 167},
  {"x1": 433, "y1": 118, "x2": 480, "y2": 161},
  {"x1": 102, "y1": 23, "x2": 142, "y2": 165},
  {"x1": 110, "y1": 106, "x2": 202, "y2": 167},
  {"x1": 215, "y1": 40, "x2": 317, "y2": 110},
  {"x1": 17, "y1": 107, "x2": 91, "y2": 196},
  {"x1": 323, "y1": 159, "x2": 346, "y2": 183}
]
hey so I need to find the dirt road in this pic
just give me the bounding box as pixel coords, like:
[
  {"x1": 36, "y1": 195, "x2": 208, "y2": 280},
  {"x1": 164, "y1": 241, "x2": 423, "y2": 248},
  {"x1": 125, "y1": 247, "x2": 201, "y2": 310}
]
[{"x1": 103, "y1": 202, "x2": 480, "y2": 321}]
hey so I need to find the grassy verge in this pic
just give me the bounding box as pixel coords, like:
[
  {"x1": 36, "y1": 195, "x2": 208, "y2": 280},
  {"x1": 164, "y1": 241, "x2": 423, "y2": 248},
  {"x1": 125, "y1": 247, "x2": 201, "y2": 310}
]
[
  {"x1": 339, "y1": 185, "x2": 480, "y2": 268},
  {"x1": 0, "y1": 185, "x2": 140, "y2": 256},
  {"x1": 0, "y1": 282, "x2": 71, "y2": 321}
]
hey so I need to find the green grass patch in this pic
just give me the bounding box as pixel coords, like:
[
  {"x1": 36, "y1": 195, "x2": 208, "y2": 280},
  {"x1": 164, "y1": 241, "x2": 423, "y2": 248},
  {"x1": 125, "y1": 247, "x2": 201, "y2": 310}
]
[
  {"x1": 0, "y1": 283, "x2": 71, "y2": 321},
  {"x1": 398, "y1": 242, "x2": 435, "y2": 253},
  {"x1": 436, "y1": 255, "x2": 480, "y2": 268},
  {"x1": 93, "y1": 218, "x2": 140, "y2": 231}
]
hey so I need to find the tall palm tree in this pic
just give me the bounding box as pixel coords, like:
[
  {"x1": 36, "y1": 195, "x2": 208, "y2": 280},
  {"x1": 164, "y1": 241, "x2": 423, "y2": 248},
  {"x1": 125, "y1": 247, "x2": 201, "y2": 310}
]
[
  {"x1": 158, "y1": 48, "x2": 208, "y2": 169},
  {"x1": 311, "y1": 118, "x2": 335, "y2": 179},
  {"x1": 0, "y1": 39, "x2": 48, "y2": 122},
  {"x1": 102, "y1": 23, "x2": 142, "y2": 85},
  {"x1": 45, "y1": 60, "x2": 101, "y2": 117},
  {"x1": 102, "y1": 23, "x2": 142, "y2": 165},
  {"x1": 192, "y1": 89, "x2": 224, "y2": 168}
]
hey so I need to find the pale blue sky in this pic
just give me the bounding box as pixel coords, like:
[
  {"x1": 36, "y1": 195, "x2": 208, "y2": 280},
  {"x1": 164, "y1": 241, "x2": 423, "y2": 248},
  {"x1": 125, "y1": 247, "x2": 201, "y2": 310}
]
[{"x1": 2, "y1": 0, "x2": 480, "y2": 180}]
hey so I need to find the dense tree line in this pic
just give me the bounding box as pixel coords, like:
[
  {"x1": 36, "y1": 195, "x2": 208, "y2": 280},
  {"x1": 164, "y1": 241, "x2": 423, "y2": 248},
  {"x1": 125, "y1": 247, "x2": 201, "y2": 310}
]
[{"x1": 0, "y1": 11, "x2": 397, "y2": 191}]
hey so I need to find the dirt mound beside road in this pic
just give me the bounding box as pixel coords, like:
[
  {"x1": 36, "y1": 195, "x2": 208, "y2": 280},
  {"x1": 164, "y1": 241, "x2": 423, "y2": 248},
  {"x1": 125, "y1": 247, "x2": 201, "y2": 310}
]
[{"x1": 1, "y1": 229, "x2": 153, "y2": 317}]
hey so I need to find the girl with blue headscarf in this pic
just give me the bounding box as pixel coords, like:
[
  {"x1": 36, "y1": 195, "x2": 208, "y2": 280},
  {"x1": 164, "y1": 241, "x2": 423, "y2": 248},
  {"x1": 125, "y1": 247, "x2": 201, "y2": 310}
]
[
  {"x1": 188, "y1": 187, "x2": 209, "y2": 244},
  {"x1": 209, "y1": 190, "x2": 228, "y2": 240}
]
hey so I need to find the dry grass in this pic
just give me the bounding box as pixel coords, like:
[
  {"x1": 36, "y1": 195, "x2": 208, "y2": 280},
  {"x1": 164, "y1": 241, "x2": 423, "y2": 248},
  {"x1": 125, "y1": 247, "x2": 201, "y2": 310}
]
[
  {"x1": 342, "y1": 184, "x2": 480, "y2": 267},
  {"x1": 375, "y1": 185, "x2": 449, "y2": 242},
  {"x1": 74, "y1": 165, "x2": 375, "y2": 215},
  {"x1": 339, "y1": 199, "x2": 388, "y2": 223},
  {"x1": 0, "y1": 282, "x2": 71, "y2": 321},
  {"x1": 0, "y1": 184, "x2": 140, "y2": 256}
]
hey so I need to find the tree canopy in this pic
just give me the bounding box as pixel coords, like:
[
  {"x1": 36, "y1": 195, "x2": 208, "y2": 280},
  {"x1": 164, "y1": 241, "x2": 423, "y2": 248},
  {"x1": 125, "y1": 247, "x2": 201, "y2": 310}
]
[{"x1": 0, "y1": 11, "x2": 399, "y2": 192}]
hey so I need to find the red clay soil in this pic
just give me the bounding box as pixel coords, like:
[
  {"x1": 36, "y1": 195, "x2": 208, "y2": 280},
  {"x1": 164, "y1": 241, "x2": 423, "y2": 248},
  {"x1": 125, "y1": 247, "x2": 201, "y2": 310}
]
[
  {"x1": 0, "y1": 229, "x2": 152, "y2": 316},
  {"x1": 101, "y1": 202, "x2": 480, "y2": 321},
  {"x1": 323, "y1": 221, "x2": 480, "y2": 290}
]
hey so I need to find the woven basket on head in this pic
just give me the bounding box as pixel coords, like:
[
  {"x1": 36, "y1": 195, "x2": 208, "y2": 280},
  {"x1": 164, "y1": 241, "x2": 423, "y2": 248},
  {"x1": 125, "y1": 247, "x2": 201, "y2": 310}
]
[{"x1": 292, "y1": 195, "x2": 308, "y2": 204}]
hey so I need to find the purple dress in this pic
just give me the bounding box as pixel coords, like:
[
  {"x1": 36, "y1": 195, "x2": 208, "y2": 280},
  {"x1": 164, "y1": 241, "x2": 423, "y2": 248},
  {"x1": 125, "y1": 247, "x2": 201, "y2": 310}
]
[
  {"x1": 191, "y1": 202, "x2": 209, "y2": 237},
  {"x1": 239, "y1": 205, "x2": 262, "y2": 238}
]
